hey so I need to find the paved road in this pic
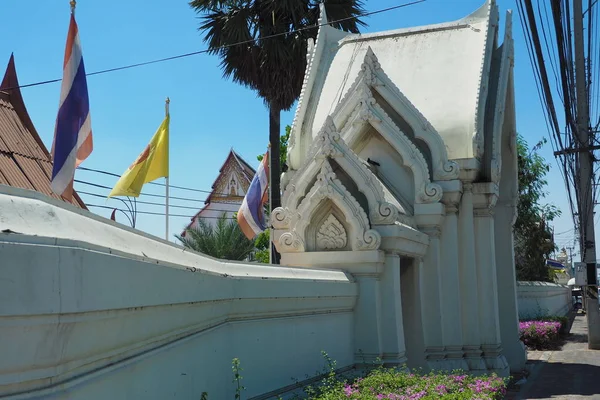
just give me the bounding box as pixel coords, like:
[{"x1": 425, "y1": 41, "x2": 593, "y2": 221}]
[{"x1": 514, "y1": 312, "x2": 600, "y2": 399}]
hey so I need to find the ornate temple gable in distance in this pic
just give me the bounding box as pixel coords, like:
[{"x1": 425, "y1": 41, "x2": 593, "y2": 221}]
[
  {"x1": 182, "y1": 150, "x2": 255, "y2": 234},
  {"x1": 287, "y1": 0, "x2": 500, "y2": 167},
  {"x1": 207, "y1": 150, "x2": 255, "y2": 203}
]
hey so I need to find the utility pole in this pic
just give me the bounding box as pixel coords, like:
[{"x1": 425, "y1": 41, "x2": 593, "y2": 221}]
[
  {"x1": 573, "y1": 0, "x2": 600, "y2": 349},
  {"x1": 567, "y1": 246, "x2": 575, "y2": 275}
]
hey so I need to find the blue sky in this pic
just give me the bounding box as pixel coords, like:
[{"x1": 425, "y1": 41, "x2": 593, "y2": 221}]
[{"x1": 0, "y1": 0, "x2": 581, "y2": 256}]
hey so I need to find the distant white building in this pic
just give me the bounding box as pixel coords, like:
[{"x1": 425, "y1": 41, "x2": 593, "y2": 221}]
[{"x1": 181, "y1": 149, "x2": 255, "y2": 235}]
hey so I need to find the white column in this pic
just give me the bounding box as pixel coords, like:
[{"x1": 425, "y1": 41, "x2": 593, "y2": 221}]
[
  {"x1": 494, "y1": 202, "x2": 527, "y2": 372},
  {"x1": 474, "y1": 207, "x2": 509, "y2": 377},
  {"x1": 439, "y1": 204, "x2": 469, "y2": 371},
  {"x1": 353, "y1": 273, "x2": 383, "y2": 364},
  {"x1": 419, "y1": 228, "x2": 446, "y2": 371},
  {"x1": 379, "y1": 253, "x2": 408, "y2": 366},
  {"x1": 457, "y1": 183, "x2": 486, "y2": 372},
  {"x1": 400, "y1": 257, "x2": 426, "y2": 369}
]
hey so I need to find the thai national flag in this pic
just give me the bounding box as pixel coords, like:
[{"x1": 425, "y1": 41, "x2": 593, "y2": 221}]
[
  {"x1": 51, "y1": 13, "x2": 93, "y2": 201},
  {"x1": 237, "y1": 150, "x2": 269, "y2": 239}
]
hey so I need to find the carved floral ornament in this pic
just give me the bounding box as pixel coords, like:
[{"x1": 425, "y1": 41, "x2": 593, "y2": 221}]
[
  {"x1": 273, "y1": 161, "x2": 381, "y2": 253},
  {"x1": 279, "y1": 116, "x2": 403, "y2": 227},
  {"x1": 316, "y1": 214, "x2": 347, "y2": 250}
]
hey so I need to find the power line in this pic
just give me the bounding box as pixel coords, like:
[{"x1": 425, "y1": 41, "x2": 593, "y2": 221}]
[
  {"x1": 74, "y1": 179, "x2": 205, "y2": 203},
  {"x1": 5, "y1": 1, "x2": 427, "y2": 92},
  {"x1": 86, "y1": 204, "x2": 235, "y2": 220},
  {"x1": 77, "y1": 166, "x2": 239, "y2": 195},
  {"x1": 77, "y1": 189, "x2": 243, "y2": 214}
]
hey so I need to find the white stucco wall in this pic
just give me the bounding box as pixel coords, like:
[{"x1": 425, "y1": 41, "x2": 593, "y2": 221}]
[
  {"x1": 0, "y1": 186, "x2": 356, "y2": 399},
  {"x1": 188, "y1": 201, "x2": 241, "y2": 229},
  {"x1": 516, "y1": 281, "x2": 572, "y2": 319}
]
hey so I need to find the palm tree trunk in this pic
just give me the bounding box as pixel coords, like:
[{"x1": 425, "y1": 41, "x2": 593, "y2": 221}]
[{"x1": 269, "y1": 103, "x2": 281, "y2": 264}]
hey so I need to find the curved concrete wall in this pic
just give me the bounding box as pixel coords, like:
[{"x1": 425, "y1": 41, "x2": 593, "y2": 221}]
[
  {"x1": 516, "y1": 281, "x2": 572, "y2": 319},
  {"x1": 0, "y1": 186, "x2": 357, "y2": 399}
]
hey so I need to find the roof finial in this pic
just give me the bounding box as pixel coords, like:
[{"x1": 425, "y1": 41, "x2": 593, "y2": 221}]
[
  {"x1": 319, "y1": 2, "x2": 328, "y2": 26},
  {"x1": 70, "y1": 0, "x2": 76, "y2": 14}
]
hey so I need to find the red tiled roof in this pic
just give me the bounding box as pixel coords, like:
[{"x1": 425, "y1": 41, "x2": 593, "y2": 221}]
[{"x1": 0, "y1": 54, "x2": 86, "y2": 209}]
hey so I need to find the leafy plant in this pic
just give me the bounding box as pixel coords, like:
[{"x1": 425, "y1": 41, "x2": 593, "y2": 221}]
[
  {"x1": 514, "y1": 135, "x2": 561, "y2": 281},
  {"x1": 177, "y1": 213, "x2": 256, "y2": 260},
  {"x1": 308, "y1": 367, "x2": 507, "y2": 399},
  {"x1": 232, "y1": 358, "x2": 246, "y2": 400},
  {"x1": 258, "y1": 125, "x2": 291, "y2": 171},
  {"x1": 253, "y1": 230, "x2": 271, "y2": 263},
  {"x1": 519, "y1": 320, "x2": 562, "y2": 350}
]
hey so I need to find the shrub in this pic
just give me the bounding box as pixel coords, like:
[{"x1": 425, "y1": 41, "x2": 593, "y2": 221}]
[
  {"x1": 534, "y1": 315, "x2": 569, "y2": 336},
  {"x1": 519, "y1": 320, "x2": 561, "y2": 349},
  {"x1": 309, "y1": 367, "x2": 507, "y2": 399}
]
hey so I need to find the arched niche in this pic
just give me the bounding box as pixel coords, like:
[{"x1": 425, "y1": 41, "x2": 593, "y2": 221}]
[
  {"x1": 274, "y1": 161, "x2": 381, "y2": 253},
  {"x1": 341, "y1": 98, "x2": 442, "y2": 205},
  {"x1": 305, "y1": 200, "x2": 351, "y2": 252},
  {"x1": 350, "y1": 124, "x2": 415, "y2": 214}
]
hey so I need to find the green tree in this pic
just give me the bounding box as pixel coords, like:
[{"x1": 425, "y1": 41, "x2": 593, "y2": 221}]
[
  {"x1": 258, "y1": 125, "x2": 290, "y2": 171},
  {"x1": 514, "y1": 135, "x2": 561, "y2": 282},
  {"x1": 177, "y1": 213, "x2": 256, "y2": 260},
  {"x1": 189, "y1": 0, "x2": 366, "y2": 241}
]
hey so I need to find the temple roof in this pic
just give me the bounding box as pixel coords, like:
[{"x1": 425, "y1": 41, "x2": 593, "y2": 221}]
[
  {"x1": 291, "y1": 0, "x2": 501, "y2": 162},
  {"x1": 206, "y1": 149, "x2": 255, "y2": 204},
  {"x1": 0, "y1": 55, "x2": 86, "y2": 209},
  {"x1": 182, "y1": 149, "x2": 255, "y2": 234}
]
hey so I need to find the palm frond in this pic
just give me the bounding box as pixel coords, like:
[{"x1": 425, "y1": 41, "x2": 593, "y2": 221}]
[{"x1": 177, "y1": 212, "x2": 256, "y2": 261}]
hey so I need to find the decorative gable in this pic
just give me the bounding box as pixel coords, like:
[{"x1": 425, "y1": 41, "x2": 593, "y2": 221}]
[
  {"x1": 288, "y1": 1, "x2": 499, "y2": 164},
  {"x1": 288, "y1": 47, "x2": 460, "y2": 188},
  {"x1": 278, "y1": 116, "x2": 414, "y2": 229},
  {"x1": 273, "y1": 160, "x2": 381, "y2": 253}
]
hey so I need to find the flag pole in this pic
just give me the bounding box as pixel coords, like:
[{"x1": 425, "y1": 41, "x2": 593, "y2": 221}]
[
  {"x1": 70, "y1": 0, "x2": 76, "y2": 14},
  {"x1": 165, "y1": 97, "x2": 170, "y2": 241},
  {"x1": 268, "y1": 142, "x2": 273, "y2": 264}
]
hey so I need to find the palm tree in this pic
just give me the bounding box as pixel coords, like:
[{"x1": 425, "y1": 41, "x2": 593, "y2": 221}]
[
  {"x1": 190, "y1": 0, "x2": 366, "y2": 261},
  {"x1": 177, "y1": 213, "x2": 256, "y2": 260}
]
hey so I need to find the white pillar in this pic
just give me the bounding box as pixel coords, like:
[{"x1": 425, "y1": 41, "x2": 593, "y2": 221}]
[
  {"x1": 419, "y1": 228, "x2": 446, "y2": 371},
  {"x1": 474, "y1": 207, "x2": 509, "y2": 377},
  {"x1": 353, "y1": 273, "x2": 383, "y2": 364},
  {"x1": 494, "y1": 202, "x2": 526, "y2": 372},
  {"x1": 379, "y1": 253, "x2": 408, "y2": 366},
  {"x1": 439, "y1": 203, "x2": 469, "y2": 371},
  {"x1": 457, "y1": 183, "x2": 486, "y2": 372},
  {"x1": 400, "y1": 257, "x2": 426, "y2": 370}
]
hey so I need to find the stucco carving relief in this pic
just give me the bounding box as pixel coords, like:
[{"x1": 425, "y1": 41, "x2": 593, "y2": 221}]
[
  {"x1": 343, "y1": 96, "x2": 443, "y2": 205},
  {"x1": 316, "y1": 214, "x2": 347, "y2": 250},
  {"x1": 274, "y1": 161, "x2": 381, "y2": 253},
  {"x1": 279, "y1": 117, "x2": 405, "y2": 227}
]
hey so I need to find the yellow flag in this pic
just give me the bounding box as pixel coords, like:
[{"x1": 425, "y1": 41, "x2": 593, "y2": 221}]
[{"x1": 108, "y1": 115, "x2": 169, "y2": 198}]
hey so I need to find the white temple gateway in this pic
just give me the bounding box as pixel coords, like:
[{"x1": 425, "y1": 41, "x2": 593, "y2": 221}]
[
  {"x1": 0, "y1": 1, "x2": 528, "y2": 398},
  {"x1": 273, "y1": 0, "x2": 525, "y2": 375}
]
